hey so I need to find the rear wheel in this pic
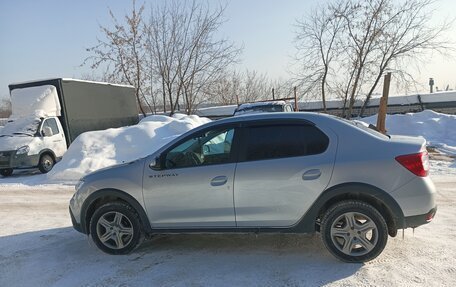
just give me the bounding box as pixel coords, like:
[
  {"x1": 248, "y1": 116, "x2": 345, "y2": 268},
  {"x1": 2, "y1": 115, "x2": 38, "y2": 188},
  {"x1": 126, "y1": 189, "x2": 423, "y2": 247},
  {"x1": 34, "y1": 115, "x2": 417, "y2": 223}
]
[
  {"x1": 320, "y1": 200, "x2": 388, "y2": 263},
  {"x1": 38, "y1": 154, "x2": 55, "y2": 173},
  {"x1": 90, "y1": 202, "x2": 143, "y2": 255},
  {"x1": 0, "y1": 168, "x2": 13, "y2": 177}
]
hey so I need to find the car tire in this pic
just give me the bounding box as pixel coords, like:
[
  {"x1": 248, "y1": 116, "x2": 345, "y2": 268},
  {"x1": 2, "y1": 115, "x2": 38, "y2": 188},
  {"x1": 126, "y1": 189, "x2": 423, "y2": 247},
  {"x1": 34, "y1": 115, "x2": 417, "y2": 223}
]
[
  {"x1": 38, "y1": 153, "x2": 55, "y2": 173},
  {"x1": 90, "y1": 202, "x2": 143, "y2": 255},
  {"x1": 0, "y1": 168, "x2": 13, "y2": 177},
  {"x1": 320, "y1": 200, "x2": 388, "y2": 263}
]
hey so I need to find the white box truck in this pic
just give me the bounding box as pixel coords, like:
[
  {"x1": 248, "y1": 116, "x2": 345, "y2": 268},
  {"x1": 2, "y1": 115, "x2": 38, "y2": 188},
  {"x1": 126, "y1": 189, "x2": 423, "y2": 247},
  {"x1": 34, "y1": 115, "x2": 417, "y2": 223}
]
[{"x1": 0, "y1": 78, "x2": 139, "y2": 176}]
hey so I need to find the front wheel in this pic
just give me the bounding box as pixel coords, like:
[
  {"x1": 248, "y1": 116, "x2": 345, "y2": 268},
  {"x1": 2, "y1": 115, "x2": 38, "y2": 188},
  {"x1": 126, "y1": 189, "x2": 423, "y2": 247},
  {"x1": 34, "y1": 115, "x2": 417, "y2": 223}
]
[
  {"x1": 90, "y1": 202, "x2": 143, "y2": 255},
  {"x1": 0, "y1": 168, "x2": 13, "y2": 177},
  {"x1": 38, "y1": 154, "x2": 55, "y2": 173},
  {"x1": 320, "y1": 200, "x2": 388, "y2": 263}
]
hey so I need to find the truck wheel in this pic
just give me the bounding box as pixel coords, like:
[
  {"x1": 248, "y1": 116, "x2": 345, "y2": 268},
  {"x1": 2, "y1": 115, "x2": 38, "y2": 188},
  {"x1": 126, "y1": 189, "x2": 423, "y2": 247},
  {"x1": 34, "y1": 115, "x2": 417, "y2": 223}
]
[
  {"x1": 90, "y1": 202, "x2": 143, "y2": 255},
  {"x1": 0, "y1": 168, "x2": 13, "y2": 177},
  {"x1": 38, "y1": 154, "x2": 55, "y2": 173},
  {"x1": 320, "y1": 200, "x2": 388, "y2": 263}
]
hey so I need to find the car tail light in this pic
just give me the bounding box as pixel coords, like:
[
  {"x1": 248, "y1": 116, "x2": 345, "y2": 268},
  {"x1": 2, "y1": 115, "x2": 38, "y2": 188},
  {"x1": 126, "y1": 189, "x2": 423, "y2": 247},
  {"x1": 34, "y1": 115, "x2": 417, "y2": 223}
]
[
  {"x1": 395, "y1": 151, "x2": 429, "y2": 177},
  {"x1": 425, "y1": 209, "x2": 436, "y2": 222}
]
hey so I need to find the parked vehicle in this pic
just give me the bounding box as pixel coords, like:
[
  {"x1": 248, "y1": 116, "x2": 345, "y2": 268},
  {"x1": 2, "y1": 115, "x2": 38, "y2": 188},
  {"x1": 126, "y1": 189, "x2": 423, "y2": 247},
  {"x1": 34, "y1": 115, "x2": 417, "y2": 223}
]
[
  {"x1": 0, "y1": 78, "x2": 138, "y2": 176},
  {"x1": 69, "y1": 112, "x2": 436, "y2": 262},
  {"x1": 233, "y1": 100, "x2": 294, "y2": 116}
]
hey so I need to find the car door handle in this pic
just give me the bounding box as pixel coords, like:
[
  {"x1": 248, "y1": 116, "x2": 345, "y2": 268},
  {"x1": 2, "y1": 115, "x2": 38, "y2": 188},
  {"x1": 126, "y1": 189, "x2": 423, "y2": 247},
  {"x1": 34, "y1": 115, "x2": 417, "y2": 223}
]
[
  {"x1": 211, "y1": 176, "x2": 228, "y2": 186},
  {"x1": 302, "y1": 169, "x2": 321, "y2": 180}
]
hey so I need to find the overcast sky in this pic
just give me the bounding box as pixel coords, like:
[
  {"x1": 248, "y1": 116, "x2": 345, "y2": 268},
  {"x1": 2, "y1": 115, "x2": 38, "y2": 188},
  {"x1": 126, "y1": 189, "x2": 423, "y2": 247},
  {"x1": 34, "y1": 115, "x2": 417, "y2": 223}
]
[{"x1": 1, "y1": 0, "x2": 455, "y2": 101}]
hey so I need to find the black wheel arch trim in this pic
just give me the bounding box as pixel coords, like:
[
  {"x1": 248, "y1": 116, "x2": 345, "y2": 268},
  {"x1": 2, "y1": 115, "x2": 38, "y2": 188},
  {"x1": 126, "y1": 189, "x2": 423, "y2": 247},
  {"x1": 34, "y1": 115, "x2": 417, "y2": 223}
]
[
  {"x1": 80, "y1": 188, "x2": 152, "y2": 235},
  {"x1": 137, "y1": 183, "x2": 406, "y2": 236},
  {"x1": 78, "y1": 183, "x2": 404, "y2": 236},
  {"x1": 292, "y1": 182, "x2": 406, "y2": 234}
]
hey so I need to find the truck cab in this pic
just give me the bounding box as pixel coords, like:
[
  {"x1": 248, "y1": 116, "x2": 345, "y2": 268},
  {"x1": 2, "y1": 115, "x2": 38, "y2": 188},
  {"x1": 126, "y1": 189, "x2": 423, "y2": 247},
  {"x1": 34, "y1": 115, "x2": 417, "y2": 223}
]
[
  {"x1": 1, "y1": 78, "x2": 139, "y2": 177},
  {"x1": 0, "y1": 115, "x2": 66, "y2": 176}
]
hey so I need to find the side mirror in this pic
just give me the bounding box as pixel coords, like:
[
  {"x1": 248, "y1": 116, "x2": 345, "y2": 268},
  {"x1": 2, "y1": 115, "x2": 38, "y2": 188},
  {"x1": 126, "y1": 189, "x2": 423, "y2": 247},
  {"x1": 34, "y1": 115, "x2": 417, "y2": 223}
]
[
  {"x1": 42, "y1": 126, "x2": 53, "y2": 137},
  {"x1": 149, "y1": 157, "x2": 161, "y2": 170}
]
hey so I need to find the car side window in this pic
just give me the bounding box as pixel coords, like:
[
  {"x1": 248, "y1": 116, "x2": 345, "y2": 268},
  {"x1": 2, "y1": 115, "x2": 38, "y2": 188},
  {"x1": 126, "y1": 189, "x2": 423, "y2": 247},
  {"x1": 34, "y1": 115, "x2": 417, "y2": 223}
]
[
  {"x1": 243, "y1": 124, "x2": 328, "y2": 161},
  {"x1": 164, "y1": 128, "x2": 235, "y2": 169},
  {"x1": 42, "y1": 118, "x2": 59, "y2": 136}
]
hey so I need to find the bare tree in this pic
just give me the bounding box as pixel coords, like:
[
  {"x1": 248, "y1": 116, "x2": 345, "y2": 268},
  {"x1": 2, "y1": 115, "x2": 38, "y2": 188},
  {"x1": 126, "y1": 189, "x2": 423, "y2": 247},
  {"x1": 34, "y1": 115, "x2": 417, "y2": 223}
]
[
  {"x1": 293, "y1": 0, "x2": 453, "y2": 119},
  {"x1": 146, "y1": 0, "x2": 242, "y2": 115},
  {"x1": 83, "y1": 0, "x2": 151, "y2": 116},
  {"x1": 358, "y1": 0, "x2": 453, "y2": 116},
  {"x1": 204, "y1": 70, "x2": 242, "y2": 105},
  {"x1": 294, "y1": 3, "x2": 344, "y2": 112},
  {"x1": 203, "y1": 69, "x2": 278, "y2": 106}
]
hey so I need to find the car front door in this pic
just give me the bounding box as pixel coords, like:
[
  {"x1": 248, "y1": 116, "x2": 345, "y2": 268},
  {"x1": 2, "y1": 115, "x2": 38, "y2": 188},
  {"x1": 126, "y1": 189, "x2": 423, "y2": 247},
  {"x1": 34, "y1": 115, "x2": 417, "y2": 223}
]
[
  {"x1": 143, "y1": 126, "x2": 238, "y2": 228},
  {"x1": 234, "y1": 122, "x2": 337, "y2": 227}
]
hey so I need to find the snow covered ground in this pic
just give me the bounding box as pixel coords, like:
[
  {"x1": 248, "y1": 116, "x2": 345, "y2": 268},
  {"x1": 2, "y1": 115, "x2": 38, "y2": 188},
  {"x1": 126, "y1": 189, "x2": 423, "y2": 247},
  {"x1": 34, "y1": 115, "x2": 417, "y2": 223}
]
[
  {"x1": 0, "y1": 176, "x2": 455, "y2": 287},
  {"x1": 1, "y1": 110, "x2": 455, "y2": 286}
]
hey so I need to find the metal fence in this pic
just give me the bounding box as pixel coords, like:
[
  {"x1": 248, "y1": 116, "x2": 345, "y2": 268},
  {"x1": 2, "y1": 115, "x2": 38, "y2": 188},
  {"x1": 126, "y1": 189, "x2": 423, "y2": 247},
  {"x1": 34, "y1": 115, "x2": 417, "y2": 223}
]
[{"x1": 196, "y1": 91, "x2": 456, "y2": 119}]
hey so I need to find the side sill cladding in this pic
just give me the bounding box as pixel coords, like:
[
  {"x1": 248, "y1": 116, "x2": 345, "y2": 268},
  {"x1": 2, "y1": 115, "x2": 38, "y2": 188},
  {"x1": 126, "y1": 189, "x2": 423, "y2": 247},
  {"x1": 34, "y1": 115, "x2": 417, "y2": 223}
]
[
  {"x1": 80, "y1": 188, "x2": 152, "y2": 235},
  {"x1": 291, "y1": 182, "x2": 406, "y2": 234}
]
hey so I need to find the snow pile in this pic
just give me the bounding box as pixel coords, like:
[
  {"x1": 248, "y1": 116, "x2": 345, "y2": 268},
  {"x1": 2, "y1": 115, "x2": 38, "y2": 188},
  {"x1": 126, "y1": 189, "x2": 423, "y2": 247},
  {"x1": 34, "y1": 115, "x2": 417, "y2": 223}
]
[
  {"x1": 360, "y1": 110, "x2": 456, "y2": 155},
  {"x1": 47, "y1": 114, "x2": 210, "y2": 181},
  {"x1": 10, "y1": 85, "x2": 61, "y2": 117},
  {"x1": 0, "y1": 117, "x2": 41, "y2": 137}
]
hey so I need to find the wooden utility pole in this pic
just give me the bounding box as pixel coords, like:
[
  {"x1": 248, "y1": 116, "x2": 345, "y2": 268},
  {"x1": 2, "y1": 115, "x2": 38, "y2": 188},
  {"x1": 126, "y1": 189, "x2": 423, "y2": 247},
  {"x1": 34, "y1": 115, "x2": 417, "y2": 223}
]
[
  {"x1": 376, "y1": 72, "x2": 391, "y2": 134},
  {"x1": 272, "y1": 88, "x2": 275, "y2": 100},
  {"x1": 293, "y1": 86, "x2": 298, "y2": 111}
]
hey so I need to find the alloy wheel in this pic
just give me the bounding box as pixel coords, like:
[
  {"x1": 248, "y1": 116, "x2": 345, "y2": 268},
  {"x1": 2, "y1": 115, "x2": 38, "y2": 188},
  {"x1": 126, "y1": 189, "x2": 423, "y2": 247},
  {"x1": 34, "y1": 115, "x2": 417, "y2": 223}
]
[
  {"x1": 96, "y1": 211, "x2": 134, "y2": 250},
  {"x1": 330, "y1": 212, "x2": 378, "y2": 256}
]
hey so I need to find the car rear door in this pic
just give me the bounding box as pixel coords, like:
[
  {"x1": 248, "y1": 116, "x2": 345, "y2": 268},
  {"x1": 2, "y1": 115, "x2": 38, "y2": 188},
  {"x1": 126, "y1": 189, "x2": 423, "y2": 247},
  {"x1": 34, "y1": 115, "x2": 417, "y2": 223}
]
[{"x1": 234, "y1": 121, "x2": 337, "y2": 227}]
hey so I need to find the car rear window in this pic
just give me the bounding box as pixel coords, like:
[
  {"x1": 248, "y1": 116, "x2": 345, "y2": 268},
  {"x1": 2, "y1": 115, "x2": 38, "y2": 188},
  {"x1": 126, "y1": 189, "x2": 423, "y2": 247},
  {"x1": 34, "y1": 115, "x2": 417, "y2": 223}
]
[{"x1": 243, "y1": 124, "x2": 329, "y2": 161}]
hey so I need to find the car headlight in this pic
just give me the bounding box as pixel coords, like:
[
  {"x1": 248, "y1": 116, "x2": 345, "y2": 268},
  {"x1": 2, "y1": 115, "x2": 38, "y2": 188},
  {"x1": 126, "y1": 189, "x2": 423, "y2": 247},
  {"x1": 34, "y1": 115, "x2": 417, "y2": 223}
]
[
  {"x1": 16, "y1": 145, "x2": 30, "y2": 155},
  {"x1": 75, "y1": 179, "x2": 85, "y2": 192}
]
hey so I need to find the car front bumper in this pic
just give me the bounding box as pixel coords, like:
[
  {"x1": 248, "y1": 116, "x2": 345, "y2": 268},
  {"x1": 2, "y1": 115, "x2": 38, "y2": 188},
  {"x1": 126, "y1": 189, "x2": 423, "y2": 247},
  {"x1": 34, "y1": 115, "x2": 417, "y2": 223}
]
[
  {"x1": 0, "y1": 150, "x2": 40, "y2": 169},
  {"x1": 69, "y1": 207, "x2": 84, "y2": 234}
]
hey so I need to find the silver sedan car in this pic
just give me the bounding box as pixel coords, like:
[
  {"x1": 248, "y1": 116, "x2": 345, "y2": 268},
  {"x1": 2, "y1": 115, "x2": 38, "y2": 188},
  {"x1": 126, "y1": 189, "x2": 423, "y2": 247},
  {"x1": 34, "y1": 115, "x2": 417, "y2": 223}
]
[{"x1": 69, "y1": 112, "x2": 436, "y2": 262}]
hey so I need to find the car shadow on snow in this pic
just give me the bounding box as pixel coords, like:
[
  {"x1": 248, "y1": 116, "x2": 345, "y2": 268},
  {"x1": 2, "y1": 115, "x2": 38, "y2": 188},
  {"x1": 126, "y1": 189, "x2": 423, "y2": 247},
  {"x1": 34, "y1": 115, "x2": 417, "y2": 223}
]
[{"x1": 0, "y1": 228, "x2": 361, "y2": 286}]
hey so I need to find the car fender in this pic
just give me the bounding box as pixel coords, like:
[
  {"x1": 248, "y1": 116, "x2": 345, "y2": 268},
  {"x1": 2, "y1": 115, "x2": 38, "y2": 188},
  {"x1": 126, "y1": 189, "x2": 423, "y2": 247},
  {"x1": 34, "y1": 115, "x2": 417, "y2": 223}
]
[{"x1": 80, "y1": 188, "x2": 152, "y2": 235}]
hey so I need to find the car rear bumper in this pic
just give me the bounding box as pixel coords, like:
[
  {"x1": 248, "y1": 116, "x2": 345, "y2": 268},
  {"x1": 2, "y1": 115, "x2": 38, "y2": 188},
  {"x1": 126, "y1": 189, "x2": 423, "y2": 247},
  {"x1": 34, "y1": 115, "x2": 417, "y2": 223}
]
[
  {"x1": 391, "y1": 176, "x2": 436, "y2": 217},
  {"x1": 404, "y1": 207, "x2": 437, "y2": 228}
]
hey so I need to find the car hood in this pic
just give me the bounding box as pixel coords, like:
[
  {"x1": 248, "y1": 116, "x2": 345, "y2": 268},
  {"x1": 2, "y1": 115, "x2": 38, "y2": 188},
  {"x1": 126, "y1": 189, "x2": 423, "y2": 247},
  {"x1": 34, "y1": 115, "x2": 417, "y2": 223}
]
[
  {"x1": 82, "y1": 157, "x2": 145, "y2": 181},
  {"x1": 0, "y1": 136, "x2": 33, "y2": 151}
]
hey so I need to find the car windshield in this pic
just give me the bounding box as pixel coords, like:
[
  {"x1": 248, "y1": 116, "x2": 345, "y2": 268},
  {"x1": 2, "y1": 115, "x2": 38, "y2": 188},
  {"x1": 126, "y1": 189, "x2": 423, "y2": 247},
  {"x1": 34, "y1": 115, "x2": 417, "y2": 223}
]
[{"x1": 0, "y1": 117, "x2": 41, "y2": 137}]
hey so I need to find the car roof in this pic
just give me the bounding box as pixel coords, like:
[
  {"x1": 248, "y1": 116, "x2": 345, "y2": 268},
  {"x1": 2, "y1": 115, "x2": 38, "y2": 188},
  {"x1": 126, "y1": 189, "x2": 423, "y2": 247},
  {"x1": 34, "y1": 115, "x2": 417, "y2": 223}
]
[{"x1": 198, "y1": 112, "x2": 338, "y2": 129}]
